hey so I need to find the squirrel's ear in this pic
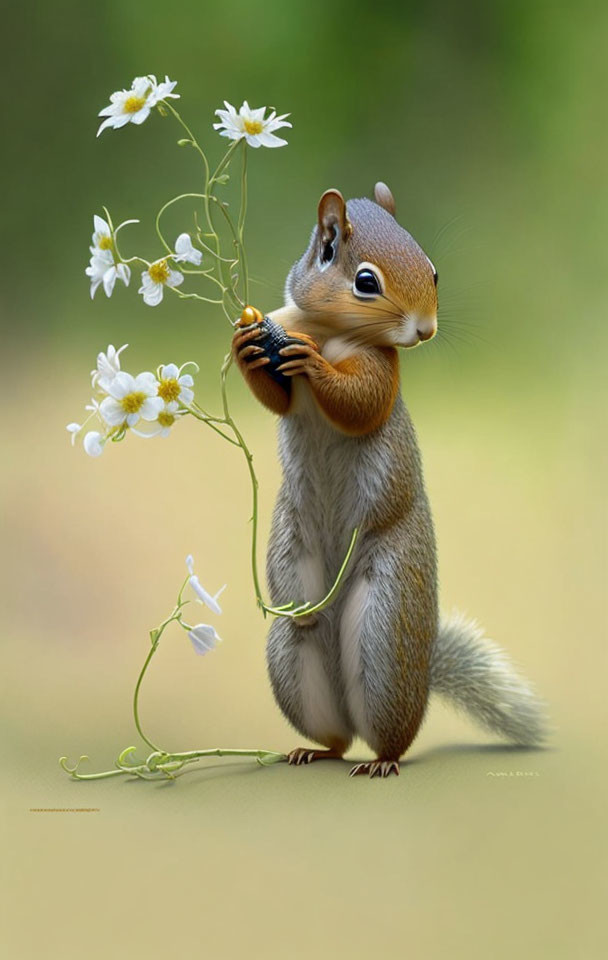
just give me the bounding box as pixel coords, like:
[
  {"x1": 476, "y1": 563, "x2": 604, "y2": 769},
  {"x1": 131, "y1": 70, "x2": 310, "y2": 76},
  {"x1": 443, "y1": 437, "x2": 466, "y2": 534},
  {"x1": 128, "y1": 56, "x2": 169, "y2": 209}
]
[
  {"x1": 374, "y1": 182, "x2": 396, "y2": 216},
  {"x1": 318, "y1": 189, "x2": 352, "y2": 243}
]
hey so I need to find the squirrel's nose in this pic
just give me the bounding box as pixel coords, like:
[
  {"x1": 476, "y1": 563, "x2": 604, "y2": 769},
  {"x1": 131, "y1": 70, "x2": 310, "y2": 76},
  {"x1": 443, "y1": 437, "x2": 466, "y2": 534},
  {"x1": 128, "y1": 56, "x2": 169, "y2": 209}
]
[{"x1": 416, "y1": 317, "x2": 437, "y2": 342}]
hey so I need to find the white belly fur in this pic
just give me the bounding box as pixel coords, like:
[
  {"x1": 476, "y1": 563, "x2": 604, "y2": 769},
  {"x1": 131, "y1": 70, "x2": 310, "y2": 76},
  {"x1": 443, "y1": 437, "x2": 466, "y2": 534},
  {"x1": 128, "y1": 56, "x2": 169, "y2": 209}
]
[
  {"x1": 339, "y1": 576, "x2": 374, "y2": 746},
  {"x1": 298, "y1": 640, "x2": 352, "y2": 748}
]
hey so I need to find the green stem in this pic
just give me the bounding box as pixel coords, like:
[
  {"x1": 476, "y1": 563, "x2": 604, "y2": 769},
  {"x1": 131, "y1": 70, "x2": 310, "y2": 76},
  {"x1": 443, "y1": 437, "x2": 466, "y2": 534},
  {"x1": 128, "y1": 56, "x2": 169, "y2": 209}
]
[
  {"x1": 210, "y1": 138, "x2": 241, "y2": 185},
  {"x1": 218, "y1": 352, "x2": 266, "y2": 610},
  {"x1": 132, "y1": 641, "x2": 163, "y2": 753},
  {"x1": 149, "y1": 747, "x2": 285, "y2": 765},
  {"x1": 154, "y1": 192, "x2": 235, "y2": 264},
  {"x1": 265, "y1": 527, "x2": 359, "y2": 618},
  {"x1": 132, "y1": 586, "x2": 188, "y2": 752},
  {"x1": 187, "y1": 406, "x2": 240, "y2": 445},
  {"x1": 237, "y1": 140, "x2": 249, "y2": 305}
]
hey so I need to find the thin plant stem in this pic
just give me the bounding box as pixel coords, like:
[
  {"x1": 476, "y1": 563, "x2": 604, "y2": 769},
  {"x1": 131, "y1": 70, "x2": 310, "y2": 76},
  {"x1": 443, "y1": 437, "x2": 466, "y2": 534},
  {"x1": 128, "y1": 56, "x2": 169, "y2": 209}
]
[
  {"x1": 237, "y1": 141, "x2": 249, "y2": 305},
  {"x1": 133, "y1": 642, "x2": 163, "y2": 753}
]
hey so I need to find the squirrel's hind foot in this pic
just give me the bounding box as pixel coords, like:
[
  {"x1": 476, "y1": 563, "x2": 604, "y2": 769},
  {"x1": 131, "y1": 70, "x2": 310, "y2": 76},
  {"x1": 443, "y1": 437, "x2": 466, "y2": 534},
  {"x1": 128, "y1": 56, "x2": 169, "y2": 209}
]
[
  {"x1": 287, "y1": 747, "x2": 344, "y2": 766},
  {"x1": 349, "y1": 759, "x2": 400, "y2": 779}
]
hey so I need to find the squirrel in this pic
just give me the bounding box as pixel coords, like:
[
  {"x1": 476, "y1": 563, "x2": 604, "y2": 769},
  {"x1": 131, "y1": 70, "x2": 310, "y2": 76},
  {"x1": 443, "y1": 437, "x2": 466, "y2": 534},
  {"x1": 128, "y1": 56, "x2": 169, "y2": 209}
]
[{"x1": 232, "y1": 182, "x2": 545, "y2": 778}]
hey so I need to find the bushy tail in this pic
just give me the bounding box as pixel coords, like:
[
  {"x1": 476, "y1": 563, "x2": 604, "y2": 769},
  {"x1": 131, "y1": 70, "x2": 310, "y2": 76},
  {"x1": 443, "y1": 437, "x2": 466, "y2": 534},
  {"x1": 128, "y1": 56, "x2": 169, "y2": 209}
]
[{"x1": 430, "y1": 611, "x2": 547, "y2": 746}]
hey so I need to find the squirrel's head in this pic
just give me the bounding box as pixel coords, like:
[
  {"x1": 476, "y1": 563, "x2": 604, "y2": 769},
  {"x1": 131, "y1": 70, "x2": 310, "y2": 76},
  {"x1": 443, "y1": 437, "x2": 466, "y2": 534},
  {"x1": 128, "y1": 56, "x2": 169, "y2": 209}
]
[{"x1": 286, "y1": 183, "x2": 438, "y2": 348}]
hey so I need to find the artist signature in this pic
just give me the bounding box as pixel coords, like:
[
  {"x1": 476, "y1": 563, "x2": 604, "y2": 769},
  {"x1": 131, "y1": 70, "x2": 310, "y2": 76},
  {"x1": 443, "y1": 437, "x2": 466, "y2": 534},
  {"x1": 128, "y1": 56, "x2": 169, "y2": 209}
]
[{"x1": 486, "y1": 770, "x2": 540, "y2": 778}]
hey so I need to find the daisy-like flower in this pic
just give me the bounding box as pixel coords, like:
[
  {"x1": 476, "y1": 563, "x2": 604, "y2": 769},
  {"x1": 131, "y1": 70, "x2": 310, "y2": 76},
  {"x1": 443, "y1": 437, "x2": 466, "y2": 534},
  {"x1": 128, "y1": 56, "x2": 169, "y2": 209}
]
[
  {"x1": 132, "y1": 400, "x2": 183, "y2": 439},
  {"x1": 213, "y1": 100, "x2": 291, "y2": 148},
  {"x1": 97, "y1": 74, "x2": 179, "y2": 137},
  {"x1": 185, "y1": 555, "x2": 226, "y2": 615},
  {"x1": 99, "y1": 371, "x2": 163, "y2": 428},
  {"x1": 155, "y1": 400, "x2": 181, "y2": 437},
  {"x1": 173, "y1": 233, "x2": 203, "y2": 265},
  {"x1": 157, "y1": 363, "x2": 195, "y2": 406},
  {"x1": 91, "y1": 344, "x2": 128, "y2": 391},
  {"x1": 138, "y1": 259, "x2": 183, "y2": 306},
  {"x1": 188, "y1": 623, "x2": 222, "y2": 656},
  {"x1": 85, "y1": 215, "x2": 133, "y2": 299}
]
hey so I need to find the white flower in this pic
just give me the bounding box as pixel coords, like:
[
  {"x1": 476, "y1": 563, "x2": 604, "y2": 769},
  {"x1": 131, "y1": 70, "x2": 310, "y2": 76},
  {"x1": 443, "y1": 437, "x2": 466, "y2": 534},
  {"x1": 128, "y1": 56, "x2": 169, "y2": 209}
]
[
  {"x1": 83, "y1": 431, "x2": 105, "y2": 457},
  {"x1": 153, "y1": 76, "x2": 179, "y2": 102},
  {"x1": 91, "y1": 344, "x2": 129, "y2": 391},
  {"x1": 173, "y1": 233, "x2": 203, "y2": 265},
  {"x1": 157, "y1": 363, "x2": 194, "y2": 405},
  {"x1": 85, "y1": 215, "x2": 132, "y2": 298},
  {"x1": 188, "y1": 623, "x2": 222, "y2": 656},
  {"x1": 185, "y1": 555, "x2": 226, "y2": 615},
  {"x1": 86, "y1": 254, "x2": 131, "y2": 299},
  {"x1": 213, "y1": 100, "x2": 291, "y2": 148},
  {"x1": 132, "y1": 400, "x2": 182, "y2": 439},
  {"x1": 97, "y1": 74, "x2": 179, "y2": 137},
  {"x1": 99, "y1": 371, "x2": 163, "y2": 428},
  {"x1": 138, "y1": 260, "x2": 183, "y2": 306},
  {"x1": 155, "y1": 400, "x2": 182, "y2": 437}
]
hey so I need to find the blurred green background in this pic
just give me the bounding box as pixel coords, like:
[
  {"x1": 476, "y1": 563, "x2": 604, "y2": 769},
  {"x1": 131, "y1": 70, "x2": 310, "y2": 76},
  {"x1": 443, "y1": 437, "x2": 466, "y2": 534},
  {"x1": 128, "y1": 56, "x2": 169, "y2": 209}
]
[{"x1": 2, "y1": 2, "x2": 607, "y2": 958}]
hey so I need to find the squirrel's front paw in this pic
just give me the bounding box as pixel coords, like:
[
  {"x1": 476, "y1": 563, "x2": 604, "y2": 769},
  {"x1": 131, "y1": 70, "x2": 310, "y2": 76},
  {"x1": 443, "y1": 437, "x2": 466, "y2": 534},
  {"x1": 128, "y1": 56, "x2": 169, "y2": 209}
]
[
  {"x1": 232, "y1": 307, "x2": 269, "y2": 372},
  {"x1": 276, "y1": 331, "x2": 325, "y2": 379},
  {"x1": 233, "y1": 308, "x2": 316, "y2": 382}
]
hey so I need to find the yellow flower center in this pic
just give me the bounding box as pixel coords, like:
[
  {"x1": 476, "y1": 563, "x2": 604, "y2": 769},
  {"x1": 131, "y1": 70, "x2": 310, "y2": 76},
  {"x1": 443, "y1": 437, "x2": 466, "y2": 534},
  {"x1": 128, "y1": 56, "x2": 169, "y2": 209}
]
[
  {"x1": 123, "y1": 95, "x2": 146, "y2": 114},
  {"x1": 244, "y1": 119, "x2": 263, "y2": 135},
  {"x1": 148, "y1": 260, "x2": 169, "y2": 284},
  {"x1": 120, "y1": 392, "x2": 146, "y2": 414},
  {"x1": 158, "y1": 378, "x2": 181, "y2": 402},
  {"x1": 158, "y1": 411, "x2": 176, "y2": 428},
  {"x1": 98, "y1": 235, "x2": 113, "y2": 251}
]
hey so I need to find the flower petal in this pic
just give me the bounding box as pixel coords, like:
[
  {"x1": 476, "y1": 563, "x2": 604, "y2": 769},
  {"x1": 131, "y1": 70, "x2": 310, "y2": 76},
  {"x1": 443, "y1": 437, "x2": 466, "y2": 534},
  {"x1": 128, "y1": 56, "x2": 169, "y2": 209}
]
[
  {"x1": 189, "y1": 575, "x2": 223, "y2": 615},
  {"x1": 167, "y1": 269, "x2": 184, "y2": 287},
  {"x1": 103, "y1": 266, "x2": 118, "y2": 297},
  {"x1": 160, "y1": 363, "x2": 179, "y2": 380},
  {"x1": 189, "y1": 623, "x2": 222, "y2": 655},
  {"x1": 94, "y1": 215, "x2": 111, "y2": 235},
  {"x1": 107, "y1": 371, "x2": 135, "y2": 399},
  {"x1": 99, "y1": 397, "x2": 126, "y2": 426},
  {"x1": 140, "y1": 396, "x2": 164, "y2": 420},
  {"x1": 83, "y1": 431, "x2": 104, "y2": 457}
]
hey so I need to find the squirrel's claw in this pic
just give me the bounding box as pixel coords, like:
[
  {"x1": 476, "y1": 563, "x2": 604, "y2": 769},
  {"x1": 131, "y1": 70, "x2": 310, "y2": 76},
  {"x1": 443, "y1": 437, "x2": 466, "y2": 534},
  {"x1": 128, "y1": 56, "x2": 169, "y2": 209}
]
[
  {"x1": 245, "y1": 356, "x2": 271, "y2": 371},
  {"x1": 288, "y1": 747, "x2": 344, "y2": 765},
  {"x1": 349, "y1": 760, "x2": 400, "y2": 779},
  {"x1": 276, "y1": 335, "x2": 322, "y2": 377},
  {"x1": 238, "y1": 344, "x2": 265, "y2": 360}
]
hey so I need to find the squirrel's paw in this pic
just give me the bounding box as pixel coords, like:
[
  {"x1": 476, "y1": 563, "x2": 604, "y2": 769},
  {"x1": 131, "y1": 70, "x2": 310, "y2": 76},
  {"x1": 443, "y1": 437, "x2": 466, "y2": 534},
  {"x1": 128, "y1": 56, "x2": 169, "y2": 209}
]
[
  {"x1": 232, "y1": 311, "x2": 269, "y2": 372},
  {"x1": 288, "y1": 747, "x2": 343, "y2": 766},
  {"x1": 349, "y1": 759, "x2": 400, "y2": 779},
  {"x1": 276, "y1": 332, "x2": 324, "y2": 378}
]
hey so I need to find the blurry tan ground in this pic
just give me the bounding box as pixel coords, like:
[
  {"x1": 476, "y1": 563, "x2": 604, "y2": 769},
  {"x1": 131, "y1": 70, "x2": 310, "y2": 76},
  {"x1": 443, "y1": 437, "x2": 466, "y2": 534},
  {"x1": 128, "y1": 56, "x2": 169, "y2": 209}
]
[{"x1": 2, "y1": 346, "x2": 606, "y2": 959}]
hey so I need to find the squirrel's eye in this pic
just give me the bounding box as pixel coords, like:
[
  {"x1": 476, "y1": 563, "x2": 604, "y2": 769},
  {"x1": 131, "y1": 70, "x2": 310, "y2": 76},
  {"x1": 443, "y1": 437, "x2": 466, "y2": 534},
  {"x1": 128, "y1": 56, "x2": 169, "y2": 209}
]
[{"x1": 354, "y1": 268, "x2": 381, "y2": 297}]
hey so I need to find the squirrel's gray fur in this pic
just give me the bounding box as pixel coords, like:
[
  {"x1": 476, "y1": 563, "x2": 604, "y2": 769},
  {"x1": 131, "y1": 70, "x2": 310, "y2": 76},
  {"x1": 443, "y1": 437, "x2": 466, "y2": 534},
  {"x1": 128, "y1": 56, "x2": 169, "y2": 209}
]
[{"x1": 266, "y1": 380, "x2": 546, "y2": 757}]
